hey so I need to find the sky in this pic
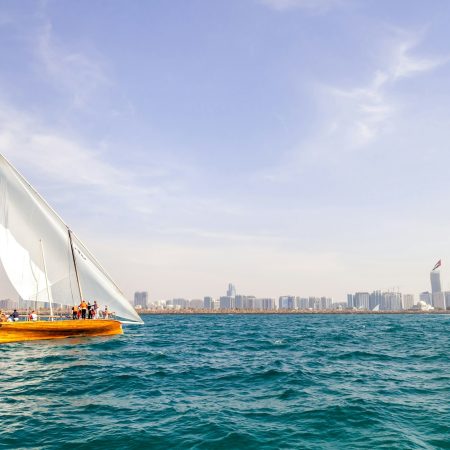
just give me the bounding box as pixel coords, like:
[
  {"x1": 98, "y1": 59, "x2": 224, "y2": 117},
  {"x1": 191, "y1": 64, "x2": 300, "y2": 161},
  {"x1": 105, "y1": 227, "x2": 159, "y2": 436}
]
[{"x1": 1, "y1": 0, "x2": 450, "y2": 302}]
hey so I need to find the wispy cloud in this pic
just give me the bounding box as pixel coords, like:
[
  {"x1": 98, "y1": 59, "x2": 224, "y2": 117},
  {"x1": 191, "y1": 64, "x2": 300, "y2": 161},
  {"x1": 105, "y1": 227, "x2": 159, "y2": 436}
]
[
  {"x1": 0, "y1": 101, "x2": 163, "y2": 219},
  {"x1": 36, "y1": 22, "x2": 110, "y2": 108},
  {"x1": 325, "y1": 32, "x2": 448, "y2": 148},
  {"x1": 259, "y1": 30, "x2": 449, "y2": 184},
  {"x1": 258, "y1": 0, "x2": 344, "y2": 13}
]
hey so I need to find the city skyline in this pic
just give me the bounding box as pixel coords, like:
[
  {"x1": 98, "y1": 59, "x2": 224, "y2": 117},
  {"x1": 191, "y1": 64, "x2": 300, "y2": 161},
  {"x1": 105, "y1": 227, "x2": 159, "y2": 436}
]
[{"x1": 1, "y1": 1, "x2": 450, "y2": 301}]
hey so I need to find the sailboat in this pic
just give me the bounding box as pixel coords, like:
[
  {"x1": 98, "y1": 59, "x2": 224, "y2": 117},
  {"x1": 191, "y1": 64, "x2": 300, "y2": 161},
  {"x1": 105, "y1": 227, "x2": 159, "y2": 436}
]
[{"x1": 0, "y1": 154, "x2": 143, "y2": 343}]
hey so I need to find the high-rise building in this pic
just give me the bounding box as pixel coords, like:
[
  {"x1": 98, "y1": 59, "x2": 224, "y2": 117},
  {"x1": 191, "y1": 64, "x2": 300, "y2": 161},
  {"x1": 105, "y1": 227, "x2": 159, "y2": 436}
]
[
  {"x1": 369, "y1": 291, "x2": 382, "y2": 310},
  {"x1": 134, "y1": 291, "x2": 148, "y2": 309},
  {"x1": 235, "y1": 295, "x2": 244, "y2": 309},
  {"x1": 430, "y1": 271, "x2": 442, "y2": 293},
  {"x1": 432, "y1": 292, "x2": 445, "y2": 309},
  {"x1": 190, "y1": 299, "x2": 204, "y2": 309},
  {"x1": 204, "y1": 297, "x2": 213, "y2": 310},
  {"x1": 402, "y1": 294, "x2": 414, "y2": 310},
  {"x1": 220, "y1": 296, "x2": 234, "y2": 309},
  {"x1": 320, "y1": 297, "x2": 332, "y2": 310},
  {"x1": 382, "y1": 292, "x2": 402, "y2": 310},
  {"x1": 227, "y1": 283, "x2": 236, "y2": 298},
  {"x1": 445, "y1": 292, "x2": 450, "y2": 309},
  {"x1": 279, "y1": 296, "x2": 295, "y2": 310},
  {"x1": 353, "y1": 292, "x2": 370, "y2": 309},
  {"x1": 347, "y1": 294, "x2": 354, "y2": 308},
  {"x1": 172, "y1": 298, "x2": 189, "y2": 308},
  {"x1": 298, "y1": 298, "x2": 309, "y2": 309},
  {"x1": 261, "y1": 298, "x2": 276, "y2": 310},
  {"x1": 419, "y1": 291, "x2": 432, "y2": 305}
]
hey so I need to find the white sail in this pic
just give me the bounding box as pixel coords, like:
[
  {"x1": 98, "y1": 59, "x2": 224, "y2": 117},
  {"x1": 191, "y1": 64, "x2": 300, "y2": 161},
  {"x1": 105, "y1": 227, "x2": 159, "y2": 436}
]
[
  {"x1": 0, "y1": 154, "x2": 142, "y2": 324},
  {"x1": 0, "y1": 224, "x2": 48, "y2": 303},
  {"x1": 0, "y1": 156, "x2": 80, "y2": 309},
  {"x1": 72, "y1": 234, "x2": 143, "y2": 323}
]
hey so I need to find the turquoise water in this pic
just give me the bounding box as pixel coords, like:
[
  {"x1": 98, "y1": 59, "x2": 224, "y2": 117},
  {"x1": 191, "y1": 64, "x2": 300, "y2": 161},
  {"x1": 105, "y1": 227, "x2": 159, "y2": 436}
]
[{"x1": 0, "y1": 314, "x2": 449, "y2": 449}]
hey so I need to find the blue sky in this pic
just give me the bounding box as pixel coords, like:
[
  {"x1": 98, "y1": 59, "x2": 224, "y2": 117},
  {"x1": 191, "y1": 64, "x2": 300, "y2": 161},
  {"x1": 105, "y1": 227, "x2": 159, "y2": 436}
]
[{"x1": 1, "y1": 0, "x2": 450, "y2": 301}]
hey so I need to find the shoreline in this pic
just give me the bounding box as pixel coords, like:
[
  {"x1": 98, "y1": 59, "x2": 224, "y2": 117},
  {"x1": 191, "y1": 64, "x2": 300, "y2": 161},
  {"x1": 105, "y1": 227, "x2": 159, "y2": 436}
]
[{"x1": 137, "y1": 309, "x2": 450, "y2": 315}]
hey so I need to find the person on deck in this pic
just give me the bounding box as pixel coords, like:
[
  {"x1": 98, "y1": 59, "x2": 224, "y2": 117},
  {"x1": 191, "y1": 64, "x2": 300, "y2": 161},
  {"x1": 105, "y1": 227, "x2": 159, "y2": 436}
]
[
  {"x1": 30, "y1": 310, "x2": 37, "y2": 321},
  {"x1": 10, "y1": 309, "x2": 19, "y2": 321},
  {"x1": 72, "y1": 305, "x2": 79, "y2": 320},
  {"x1": 93, "y1": 301, "x2": 99, "y2": 319},
  {"x1": 0, "y1": 310, "x2": 7, "y2": 322},
  {"x1": 80, "y1": 300, "x2": 88, "y2": 319},
  {"x1": 88, "y1": 302, "x2": 92, "y2": 319},
  {"x1": 104, "y1": 306, "x2": 109, "y2": 319}
]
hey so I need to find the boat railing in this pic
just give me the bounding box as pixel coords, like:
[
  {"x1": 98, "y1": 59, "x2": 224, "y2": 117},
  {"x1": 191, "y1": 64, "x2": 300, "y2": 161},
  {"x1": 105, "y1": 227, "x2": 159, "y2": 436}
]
[{"x1": 18, "y1": 314, "x2": 117, "y2": 322}]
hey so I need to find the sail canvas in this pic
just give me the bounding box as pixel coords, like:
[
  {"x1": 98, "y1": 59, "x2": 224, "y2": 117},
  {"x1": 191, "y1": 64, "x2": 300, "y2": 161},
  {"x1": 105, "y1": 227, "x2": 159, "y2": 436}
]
[{"x1": 0, "y1": 155, "x2": 142, "y2": 324}]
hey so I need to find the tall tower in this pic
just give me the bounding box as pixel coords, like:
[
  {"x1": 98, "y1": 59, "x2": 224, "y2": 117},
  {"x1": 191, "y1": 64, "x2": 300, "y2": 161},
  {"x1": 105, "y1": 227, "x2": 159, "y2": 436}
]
[
  {"x1": 430, "y1": 271, "x2": 442, "y2": 293},
  {"x1": 227, "y1": 283, "x2": 236, "y2": 298}
]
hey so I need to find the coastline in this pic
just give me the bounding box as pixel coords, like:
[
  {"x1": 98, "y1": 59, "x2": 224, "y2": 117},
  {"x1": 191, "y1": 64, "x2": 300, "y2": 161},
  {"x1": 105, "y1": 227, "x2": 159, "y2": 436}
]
[{"x1": 137, "y1": 309, "x2": 450, "y2": 315}]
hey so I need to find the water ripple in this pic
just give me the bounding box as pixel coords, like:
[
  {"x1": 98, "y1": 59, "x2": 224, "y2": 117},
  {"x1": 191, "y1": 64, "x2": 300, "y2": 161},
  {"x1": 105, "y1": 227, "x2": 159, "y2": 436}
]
[{"x1": 0, "y1": 314, "x2": 449, "y2": 449}]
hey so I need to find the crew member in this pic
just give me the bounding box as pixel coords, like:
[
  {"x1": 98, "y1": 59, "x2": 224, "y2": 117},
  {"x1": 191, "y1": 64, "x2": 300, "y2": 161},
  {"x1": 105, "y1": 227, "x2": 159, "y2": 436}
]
[{"x1": 80, "y1": 300, "x2": 88, "y2": 320}]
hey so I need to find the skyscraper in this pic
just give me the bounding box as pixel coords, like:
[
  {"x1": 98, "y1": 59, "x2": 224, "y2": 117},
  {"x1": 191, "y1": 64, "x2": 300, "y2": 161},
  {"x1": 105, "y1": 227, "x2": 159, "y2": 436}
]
[
  {"x1": 430, "y1": 271, "x2": 442, "y2": 293},
  {"x1": 402, "y1": 294, "x2": 415, "y2": 310},
  {"x1": 432, "y1": 292, "x2": 445, "y2": 309},
  {"x1": 353, "y1": 292, "x2": 370, "y2": 309},
  {"x1": 204, "y1": 296, "x2": 213, "y2": 310},
  {"x1": 227, "y1": 283, "x2": 236, "y2": 298},
  {"x1": 134, "y1": 291, "x2": 148, "y2": 309},
  {"x1": 347, "y1": 294, "x2": 354, "y2": 308},
  {"x1": 369, "y1": 291, "x2": 382, "y2": 310},
  {"x1": 419, "y1": 292, "x2": 432, "y2": 305}
]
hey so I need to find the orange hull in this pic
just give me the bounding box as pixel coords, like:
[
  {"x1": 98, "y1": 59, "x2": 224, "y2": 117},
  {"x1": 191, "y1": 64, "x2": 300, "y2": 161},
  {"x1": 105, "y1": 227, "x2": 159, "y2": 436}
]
[{"x1": 0, "y1": 320, "x2": 123, "y2": 344}]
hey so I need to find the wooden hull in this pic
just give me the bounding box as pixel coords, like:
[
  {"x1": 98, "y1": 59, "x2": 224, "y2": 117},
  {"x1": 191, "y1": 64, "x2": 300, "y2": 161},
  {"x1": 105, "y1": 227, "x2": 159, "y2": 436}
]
[{"x1": 0, "y1": 320, "x2": 123, "y2": 344}]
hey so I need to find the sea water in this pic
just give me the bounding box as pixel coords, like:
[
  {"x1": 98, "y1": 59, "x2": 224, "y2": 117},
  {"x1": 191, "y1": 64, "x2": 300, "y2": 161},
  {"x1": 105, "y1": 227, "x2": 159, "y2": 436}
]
[{"x1": 0, "y1": 314, "x2": 449, "y2": 449}]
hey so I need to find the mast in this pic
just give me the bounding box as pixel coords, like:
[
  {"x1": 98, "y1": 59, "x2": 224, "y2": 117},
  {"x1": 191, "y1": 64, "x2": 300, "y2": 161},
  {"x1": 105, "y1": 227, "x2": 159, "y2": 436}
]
[
  {"x1": 68, "y1": 228, "x2": 83, "y2": 302},
  {"x1": 40, "y1": 239, "x2": 53, "y2": 321}
]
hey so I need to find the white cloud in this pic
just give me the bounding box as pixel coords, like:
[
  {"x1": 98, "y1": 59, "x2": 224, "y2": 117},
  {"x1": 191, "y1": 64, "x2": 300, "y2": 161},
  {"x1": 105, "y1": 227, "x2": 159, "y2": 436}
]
[
  {"x1": 391, "y1": 38, "x2": 448, "y2": 80},
  {"x1": 260, "y1": 30, "x2": 449, "y2": 183},
  {"x1": 0, "y1": 101, "x2": 162, "y2": 220},
  {"x1": 327, "y1": 34, "x2": 448, "y2": 148},
  {"x1": 36, "y1": 22, "x2": 110, "y2": 108}
]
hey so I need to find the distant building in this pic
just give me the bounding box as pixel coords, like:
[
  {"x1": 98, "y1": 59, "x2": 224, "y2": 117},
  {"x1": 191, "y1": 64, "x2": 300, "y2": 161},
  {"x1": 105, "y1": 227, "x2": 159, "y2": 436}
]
[
  {"x1": 369, "y1": 291, "x2": 382, "y2": 310},
  {"x1": 261, "y1": 298, "x2": 276, "y2": 310},
  {"x1": 279, "y1": 296, "x2": 295, "y2": 310},
  {"x1": 190, "y1": 299, "x2": 204, "y2": 309},
  {"x1": 235, "y1": 295, "x2": 244, "y2": 309},
  {"x1": 244, "y1": 296, "x2": 256, "y2": 309},
  {"x1": 0, "y1": 298, "x2": 16, "y2": 310},
  {"x1": 309, "y1": 297, "x2": 320, "y2": 309},
  {"x1": 402, "y1": 294, "x2": 414, "y2": 310},
  {"x1": 430, "y1": 271, "x2": 442, "y2": 293},
  {"x1": 353, "y1": 292, "x2": 370, "y2": 309},
  {"x1": 172, "y1": 298, "x2": 189, "y2": 309},
  {"x1": 382, "y1": 292, "x2": 402, "y2": 310},
  {"x1": 134, "y1": 291, "x2": 148, "y2": 309},
  {"x1": 445, "y1": 292, "x2": 450, "y2": 309},
  {"x1": 319, "y1": 297, "x2": 332, "y2": 310},
  {"x1": 419, "y1": 291, "x2": 432, "y2": 305},
  {"x1": 220, "y1": 296, "x2": 234, "y2": 309},
  {"x1": 347, "y1": 294, "x2": 354, "y2": 308},
  {"x1": 227, "y1": 283, "x2": 236, "y2": 298},
  {"x1": 432, "y1": 292, "x2": 446, "y2": 309},
  {"x1": 204, "y1": 296, "x2": 213, "y2": 310},
  {"x1": 298, "y1": 297, "x2": 309, "y2": 309}
]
